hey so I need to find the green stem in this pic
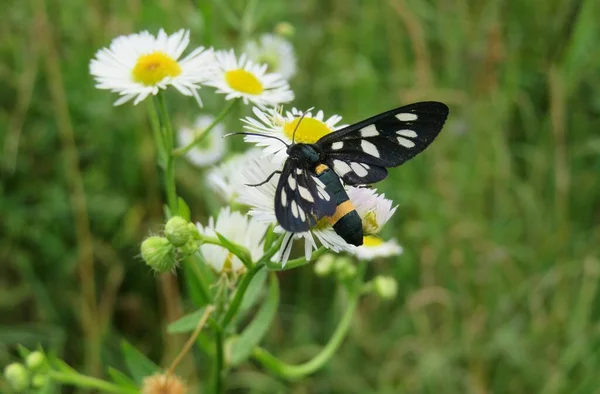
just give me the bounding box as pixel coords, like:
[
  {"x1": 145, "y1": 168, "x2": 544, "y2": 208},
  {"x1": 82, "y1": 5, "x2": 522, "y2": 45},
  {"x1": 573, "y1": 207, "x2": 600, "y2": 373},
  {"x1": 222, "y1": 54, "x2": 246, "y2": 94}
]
[
  {"x1": 156, "y1": 93, "x2": 178, "y2": 214},
  {"x1": 147, "y1": 99, "x2": 166, "y2": 166},
  {"x1": 265, "y1": 247, "x2": 328, "y2": 271},
  {"x1": 252, "y1": 261, "x2": 367, "y2": 380},
  {"x1": 48, "y1": 371, "x2": 138, "y2": 394},
  {"x1": 173, "y1": 99, "x2": 238, "y2": 157},
  {"x1": 219, "y1": 263, "x2": 265, "y2": 329},
  {"x1": 258, "y1": 234, "x2": 285, "y2": 265},
  {"x1": 213, "y1": 329, "x2": 225, "y2": 394}
]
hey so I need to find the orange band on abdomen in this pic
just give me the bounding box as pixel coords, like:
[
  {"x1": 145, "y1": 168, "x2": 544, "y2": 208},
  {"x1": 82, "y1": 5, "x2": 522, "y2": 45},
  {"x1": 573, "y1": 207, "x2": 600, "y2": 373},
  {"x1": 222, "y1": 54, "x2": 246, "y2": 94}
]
[
  {"x1": 315, "y1": 164, "x2": 329, "y2": 175},
  {"x1": 326, "y1": 200, "x2": 356, "y2": 225}
]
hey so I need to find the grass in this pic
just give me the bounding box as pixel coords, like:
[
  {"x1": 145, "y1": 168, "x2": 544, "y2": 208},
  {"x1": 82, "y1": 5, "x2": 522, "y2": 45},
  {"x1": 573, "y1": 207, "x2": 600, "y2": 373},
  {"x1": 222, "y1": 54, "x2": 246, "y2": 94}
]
[{"x1": 1, "y1": 0, "x2": 600, "y2": 392}]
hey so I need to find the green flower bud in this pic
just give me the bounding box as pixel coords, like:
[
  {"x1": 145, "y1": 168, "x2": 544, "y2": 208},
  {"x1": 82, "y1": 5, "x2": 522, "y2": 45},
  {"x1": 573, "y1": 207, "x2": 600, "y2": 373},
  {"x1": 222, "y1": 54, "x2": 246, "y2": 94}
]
[
  {"x1": 373, "y1": 276, "x2": 398, "y2": 300},
  {"x1": 4, "y1": 362, "x2": 28, "y2": 392},
  {"x1": 25, "y1": 351, "x2": 45, "y2": 371},
  {"x1": 332, "y1": 256, "x2": 356, "y2": 280},
  {"x1": 31, "y1": 374, "x2": 49, "y2": 389},
  {"x1": 179, "y1": 239, "x2": 200, "y2": 257},
  {"x1": 165, "y1": 216, "x2": 192, "y2": 247},
  {"x1": 336, "y1": 263, "x2": 357, "y2": 280},
  {"x1": 141, "y1": 236, "x2": 177, "y2": 272},
  {"x1": 188, "y1": 223, "x2": 201, "y2": 240},
  {"x1": 314, "y1": 254, "x2": 335, "y2": 277},
  {"x1": 274, "y1": 22, "x2": 295, "y2": 37}
]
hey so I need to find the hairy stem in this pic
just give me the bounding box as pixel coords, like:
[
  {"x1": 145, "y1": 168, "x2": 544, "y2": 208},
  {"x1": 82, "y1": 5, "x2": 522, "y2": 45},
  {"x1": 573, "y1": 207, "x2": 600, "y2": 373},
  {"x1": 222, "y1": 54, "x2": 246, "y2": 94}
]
[{"x1": 156, "y1": 93, "x2": 178, "y2": 214}]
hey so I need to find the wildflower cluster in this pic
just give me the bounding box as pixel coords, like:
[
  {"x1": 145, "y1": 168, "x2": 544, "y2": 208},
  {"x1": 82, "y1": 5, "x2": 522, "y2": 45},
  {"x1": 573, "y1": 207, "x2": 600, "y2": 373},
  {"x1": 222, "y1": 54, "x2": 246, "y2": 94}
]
[
  {"x1": 90, "y1": 27, "x2": 403, "y2": 270},
  {"x1": 14, "y1": 25, "x2": 411, "y2": 394}
]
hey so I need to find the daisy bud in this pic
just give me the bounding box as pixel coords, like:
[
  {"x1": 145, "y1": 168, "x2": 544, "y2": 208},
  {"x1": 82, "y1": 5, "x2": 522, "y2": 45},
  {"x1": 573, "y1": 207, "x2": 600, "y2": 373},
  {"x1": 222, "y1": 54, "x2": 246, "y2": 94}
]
[
  {"x1": 142, "y1": 373, "x2": 188, "y2": 394},
  {"x1": 141, "y1": 236, "x2": 177, "y2": 273},
  {"x1": 373, "y1": 276, "x2": 398, "y2": 300},
  {"x1": 32, "y1": 374, "x2": 49, "y2": 389},
  {"x1": 334, "y1": 257, "x2": 357, "y2": 280},
  {"x1": 314, "y1": 254, "x2": 335, "y2": 277},
  {"x1": 274, "y1": 22, "x2": 295, "y2": 37},
  {"x1": 4, "y1": 362, "x2": 29, "y2": 392},
  {"x1": 165, "y1": 216, "x2": 193, "y2": 247},
  {"x1": 25, "y1": 351, "x2": 46, "y2": 371},
  {"x1": 178, "y1": 239, "x2": 200, "y2": 257}
]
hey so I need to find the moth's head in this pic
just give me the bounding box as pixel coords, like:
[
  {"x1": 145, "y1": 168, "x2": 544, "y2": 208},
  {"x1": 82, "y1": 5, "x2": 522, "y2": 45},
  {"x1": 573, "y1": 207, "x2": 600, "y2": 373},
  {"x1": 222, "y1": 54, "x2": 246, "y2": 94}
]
[{"x1": 287, "y1": 143, "x2": 320, "y2": 164}]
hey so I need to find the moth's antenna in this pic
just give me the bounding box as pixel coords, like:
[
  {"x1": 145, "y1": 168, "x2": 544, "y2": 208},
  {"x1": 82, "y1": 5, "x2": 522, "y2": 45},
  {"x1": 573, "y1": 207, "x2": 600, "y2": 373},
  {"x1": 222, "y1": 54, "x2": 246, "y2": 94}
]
[
  {"x1": 224, "y1": 132, "x2": 289, "y2": 148},
  {"x1": 291, "y1": 111, "x2": 309, "y2": 145}
]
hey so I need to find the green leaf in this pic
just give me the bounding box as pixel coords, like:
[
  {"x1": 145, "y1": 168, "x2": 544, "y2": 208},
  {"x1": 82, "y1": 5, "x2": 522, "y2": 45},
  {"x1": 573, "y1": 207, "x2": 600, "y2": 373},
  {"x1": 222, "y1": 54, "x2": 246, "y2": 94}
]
[
  {"x1": 16, "y1": 344, "x2": 31, "y2": 359},
  {"x1": 262, "y1": 225, "x2": 275, "y2": 253},
  {"x1": 121, "y1": 340, "x2": 159, "y2": 383},
  {"x1": 177, "y1": 197, "x2": 191, "y2": 221},
  {"x1": 182, "y1": 260, "x2": 210, "y2": 307},
  {"x1": 107, "y1": 367, "x2": 138, "y2": 390},
  {"x1": 239, "y1": 268, "x2": 267, "y2": 314},
  {"x1": 230, "y1": 273, "x2": 280, "y2": 366},
  {"x1": 167, "y1": 307, "x2": 208, "y2": 334},
  {"x1": 215, "y1": 231, "x2": 252, "y2": 268}
]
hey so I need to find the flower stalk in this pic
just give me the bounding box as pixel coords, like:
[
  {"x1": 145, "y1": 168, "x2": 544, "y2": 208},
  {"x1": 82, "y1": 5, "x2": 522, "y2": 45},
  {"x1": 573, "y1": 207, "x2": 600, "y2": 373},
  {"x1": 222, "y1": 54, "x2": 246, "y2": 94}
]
[
  {"x1": 252, "y1": 260, "x2": 367, "y2": 380},
  {"x1": 156, "y1": 93, "x2": 178, "y2": 215},
  {"x1": 173, "y1": 99, "x2": 239, "y2": 157},
  {"x1": 48, "y1": 371, "x2": 138, "y2": 394}
]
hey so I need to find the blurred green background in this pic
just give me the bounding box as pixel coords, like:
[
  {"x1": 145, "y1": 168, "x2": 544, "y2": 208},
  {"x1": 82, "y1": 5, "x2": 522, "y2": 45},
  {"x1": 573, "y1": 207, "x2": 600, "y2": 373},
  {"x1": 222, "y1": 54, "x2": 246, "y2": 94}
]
[{"x1": 2, "y1": 0, "x2": 600, "y2": 392}]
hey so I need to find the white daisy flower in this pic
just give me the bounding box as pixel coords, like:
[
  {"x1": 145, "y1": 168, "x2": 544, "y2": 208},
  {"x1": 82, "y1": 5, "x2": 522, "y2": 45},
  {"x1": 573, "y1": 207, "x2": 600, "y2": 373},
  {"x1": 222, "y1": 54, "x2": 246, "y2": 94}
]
[
  {"x1": 206, "y1": 148, "x2": 263, "y2": 202},
  {"x1": 204, "y1": 49, "x2": 294, "y2": 107},
  {"x1": 346, "y1": 187, "x2": 397, "y2": 234},
  {"x1": 241, "y1": 106, "x2": 347, "y2": 164},
  {"x1": 177, "y1": 115, "x2": 226, "y2": 168},
  {"x1": 196, "y1": 207, "x2": 268, "y2": 273},
  {"x1": 353, "y1": 236, "x2": 403, "y2": 260},
  {"x1": 90, "y1": 29, "x2": 214, "y2": 106},
  {"x1": 236, "y1": 154, "x2": 354, "y2": 265},
  {"x1": 243, "y1": 34, "x2": 297, "y2": 79}
]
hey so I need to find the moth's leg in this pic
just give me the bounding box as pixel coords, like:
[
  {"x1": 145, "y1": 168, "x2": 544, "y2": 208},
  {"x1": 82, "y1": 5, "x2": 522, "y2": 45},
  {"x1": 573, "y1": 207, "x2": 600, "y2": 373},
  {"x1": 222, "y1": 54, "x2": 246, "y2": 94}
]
[{"x1": 245, "y1": 170, "x2": 282, "y2": 187}]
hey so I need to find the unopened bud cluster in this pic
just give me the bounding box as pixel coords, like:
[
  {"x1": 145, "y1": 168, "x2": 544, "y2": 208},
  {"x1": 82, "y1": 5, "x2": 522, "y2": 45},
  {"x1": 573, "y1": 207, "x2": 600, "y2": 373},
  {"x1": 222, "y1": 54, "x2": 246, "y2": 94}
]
[
  {"x1": 314, "y1": 254, "x2": 357, "y2": 281},
  {"x1": 3, "y1": 351, "x2": 48, "y2": 392},
  {"x1": 141, "y1": 216, "x2": 201, "y2": 273}
]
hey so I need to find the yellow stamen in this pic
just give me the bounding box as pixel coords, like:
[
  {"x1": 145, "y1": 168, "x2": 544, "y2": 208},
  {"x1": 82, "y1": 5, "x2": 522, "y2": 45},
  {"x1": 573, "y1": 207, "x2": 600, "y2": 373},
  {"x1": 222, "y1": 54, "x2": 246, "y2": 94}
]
[
  {"x1": 225, "y1": 69, "x2": 264, "y2": 95},
  {"x1": 363, "y1": 235, "x2": 384, "y2": 247},
  {"x1": 222, "y1": 252, "x2": 234, "y2": 272},
  {"x1": 283, "y1": 117, "x2": 331, "y2": 143},
  {"x1": 363, "y1": 211, "x2": 380, "y2": 234},
  {"x1": 132, "y1": 51, "x2": 181, "y2": 86}
]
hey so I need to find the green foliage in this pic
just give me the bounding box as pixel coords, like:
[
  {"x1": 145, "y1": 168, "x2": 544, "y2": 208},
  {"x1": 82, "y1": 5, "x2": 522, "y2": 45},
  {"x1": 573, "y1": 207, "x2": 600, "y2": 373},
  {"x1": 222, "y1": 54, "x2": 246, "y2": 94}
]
[
  {"x1": 1, "y1": 0, "x2": 600, "y2": 392},
  {"x1": 229, "y1": 273, "x2": 280, "y2": 366},
  {"x1": 120, "y1": 341, "x2": 159, "y2": 384}
]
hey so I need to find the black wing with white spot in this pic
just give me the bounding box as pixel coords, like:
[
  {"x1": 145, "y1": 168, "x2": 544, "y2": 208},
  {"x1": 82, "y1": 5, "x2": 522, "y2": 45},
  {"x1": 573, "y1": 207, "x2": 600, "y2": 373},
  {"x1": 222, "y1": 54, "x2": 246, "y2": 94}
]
[
  {"x1": 275, "y1": 159, "x2": 337, "y2": 232},
  {"x1": 315, "y1": 102, "x2": 449, "y2": 185}
]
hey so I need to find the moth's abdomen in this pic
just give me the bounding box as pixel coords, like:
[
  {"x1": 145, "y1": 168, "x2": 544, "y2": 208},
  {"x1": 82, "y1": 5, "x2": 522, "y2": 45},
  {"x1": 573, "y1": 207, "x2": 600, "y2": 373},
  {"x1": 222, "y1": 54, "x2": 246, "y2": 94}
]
[{"x1": 315, "y1": 164, "x2": 363, "y2": 246}]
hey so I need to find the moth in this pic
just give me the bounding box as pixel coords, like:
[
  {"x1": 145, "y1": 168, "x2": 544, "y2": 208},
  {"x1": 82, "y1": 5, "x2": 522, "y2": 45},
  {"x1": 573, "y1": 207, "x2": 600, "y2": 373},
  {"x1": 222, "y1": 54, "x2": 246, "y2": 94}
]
[{"x1": 240, "y1": 102, "x2": 449, "y2": 246}]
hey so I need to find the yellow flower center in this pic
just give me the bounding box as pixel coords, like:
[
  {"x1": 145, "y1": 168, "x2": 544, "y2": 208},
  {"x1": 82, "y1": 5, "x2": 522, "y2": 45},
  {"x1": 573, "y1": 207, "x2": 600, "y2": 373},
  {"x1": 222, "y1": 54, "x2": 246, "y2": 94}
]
[
  {"x1": 225, "y1": 69, "x2": 264, "y2": 95},
  {"x1": 363, "y1": 211, "x2": 380, "y2": 234},
  {"x1": 283, "y1": 117, "x2": 332, "y2": 144},
  {"x1": 363, "y1": 235, "x2": 384, "y2": 247},
  {"x1": 132, "y1": 51, "x2": 181, "y2": 86}
]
